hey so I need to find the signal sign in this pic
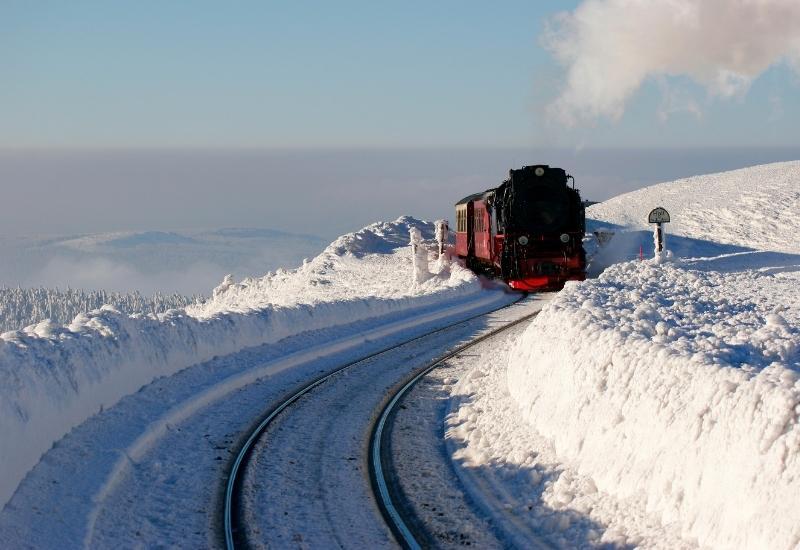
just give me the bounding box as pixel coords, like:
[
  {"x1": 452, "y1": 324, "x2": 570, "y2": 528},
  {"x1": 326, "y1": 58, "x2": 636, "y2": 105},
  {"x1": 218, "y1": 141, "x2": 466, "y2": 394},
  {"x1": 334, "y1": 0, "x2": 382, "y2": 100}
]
[
  {"x1": 648, "y1": 207, "x2": 670, "y2": 224},
  {"x1": 648, "y1": 207, "x2": 670, "y2": 255}
]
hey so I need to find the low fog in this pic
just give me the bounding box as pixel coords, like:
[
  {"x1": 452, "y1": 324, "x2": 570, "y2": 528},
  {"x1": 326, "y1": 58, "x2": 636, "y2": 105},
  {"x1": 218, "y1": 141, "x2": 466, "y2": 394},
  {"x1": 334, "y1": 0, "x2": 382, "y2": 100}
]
[{"x1": 3, "y1": 147, "x2": 800, "y2": 241}]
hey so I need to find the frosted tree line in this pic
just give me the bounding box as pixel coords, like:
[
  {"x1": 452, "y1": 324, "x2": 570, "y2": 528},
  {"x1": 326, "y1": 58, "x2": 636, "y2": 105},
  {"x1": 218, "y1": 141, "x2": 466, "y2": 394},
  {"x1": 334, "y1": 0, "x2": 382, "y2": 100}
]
[{"x1": 0, "y1": 286, "x2": 202, "y2": 333}]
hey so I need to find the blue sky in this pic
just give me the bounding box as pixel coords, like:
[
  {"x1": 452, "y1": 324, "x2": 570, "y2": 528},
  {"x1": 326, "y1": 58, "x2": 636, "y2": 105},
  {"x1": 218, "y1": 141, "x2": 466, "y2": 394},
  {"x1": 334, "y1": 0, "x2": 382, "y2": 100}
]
[{"x1": 3, "y1": 0, "x2": 798, "y2": 149}]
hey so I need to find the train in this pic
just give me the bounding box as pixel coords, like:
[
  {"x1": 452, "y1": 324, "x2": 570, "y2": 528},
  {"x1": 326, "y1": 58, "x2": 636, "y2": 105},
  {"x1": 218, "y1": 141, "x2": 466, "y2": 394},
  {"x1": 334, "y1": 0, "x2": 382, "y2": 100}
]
[{"x1": 454, "y1": 164, "x2": 586, "y2": 291}]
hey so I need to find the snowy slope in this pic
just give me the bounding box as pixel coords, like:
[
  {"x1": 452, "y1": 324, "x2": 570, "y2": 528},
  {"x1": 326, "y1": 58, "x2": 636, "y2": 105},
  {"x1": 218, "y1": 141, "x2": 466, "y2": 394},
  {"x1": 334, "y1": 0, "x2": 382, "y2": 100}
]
[
  {"x1": 0, "y1": 217, "x2": 487, "y2": 510},
  {"x1": 476, "y1": 162, "x2": 800, "y2": 548},
  {"x1": 588, "y1": 161, "x2": 800, "y2": 253}
]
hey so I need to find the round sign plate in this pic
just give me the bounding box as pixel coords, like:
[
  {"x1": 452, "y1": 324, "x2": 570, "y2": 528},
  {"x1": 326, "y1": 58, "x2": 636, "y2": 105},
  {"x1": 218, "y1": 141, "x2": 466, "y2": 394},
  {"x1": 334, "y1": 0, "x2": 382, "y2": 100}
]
[{"x1": 648, "y1": 207, "x2": 670, "y2": 224}]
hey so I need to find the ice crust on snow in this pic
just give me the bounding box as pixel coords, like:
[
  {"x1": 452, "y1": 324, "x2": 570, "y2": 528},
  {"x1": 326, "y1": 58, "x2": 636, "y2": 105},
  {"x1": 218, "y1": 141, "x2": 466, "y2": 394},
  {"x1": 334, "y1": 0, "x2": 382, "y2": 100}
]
[
  {"x1": 502, "y1": 162, "x2": 800, "y2": 548},
  {"x1": 0, "y1": 216, "x2": 481, "y2": 509}
]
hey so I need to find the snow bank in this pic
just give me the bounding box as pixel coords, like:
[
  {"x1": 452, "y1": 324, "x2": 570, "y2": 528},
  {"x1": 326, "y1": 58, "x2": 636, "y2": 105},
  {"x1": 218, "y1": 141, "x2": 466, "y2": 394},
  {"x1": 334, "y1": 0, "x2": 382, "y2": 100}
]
[
  {"x1": 506, "y1": 162, "x2": 800, "y2": 547},
  {"x1": 0, "y1": 217, "x2": 483, "y2": 509},
  {"x1": 508, "y1": 262, "x2": 799, "y2": 547}
]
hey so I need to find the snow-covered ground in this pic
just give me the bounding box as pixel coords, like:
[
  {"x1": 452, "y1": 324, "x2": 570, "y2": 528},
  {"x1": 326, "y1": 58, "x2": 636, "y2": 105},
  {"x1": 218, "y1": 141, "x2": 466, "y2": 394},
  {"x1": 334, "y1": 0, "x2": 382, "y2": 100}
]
[
  {"x1": 0, "y1": 217, "x2": 491, "y2": 513},
  {"x1": 452, "y1": 161, "x2": 800, "y2": 548},
  {"x1": 4, "y1": 161, "x2": 798, "y2": 548},
  {"x1": 588, "y1": 161, "x2": 800, "y2": 254}
]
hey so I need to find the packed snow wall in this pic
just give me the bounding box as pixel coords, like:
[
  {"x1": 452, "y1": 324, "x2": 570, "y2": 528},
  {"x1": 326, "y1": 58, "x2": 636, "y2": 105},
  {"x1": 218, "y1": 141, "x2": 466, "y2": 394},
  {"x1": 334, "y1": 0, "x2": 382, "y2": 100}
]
[{"x1": 507, "y1": 260, "x2": 800, "y2": 548}]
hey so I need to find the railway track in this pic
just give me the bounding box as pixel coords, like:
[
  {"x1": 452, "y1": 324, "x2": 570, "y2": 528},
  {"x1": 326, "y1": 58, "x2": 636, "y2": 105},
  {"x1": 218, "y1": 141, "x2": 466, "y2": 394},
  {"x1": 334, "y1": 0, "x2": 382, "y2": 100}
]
[
  {"x1": 368, "y1": 308, "x2": 542, "y2": 549},
  {"x1": 222, "y1": 295, "x2": 526, "y2": 549}
]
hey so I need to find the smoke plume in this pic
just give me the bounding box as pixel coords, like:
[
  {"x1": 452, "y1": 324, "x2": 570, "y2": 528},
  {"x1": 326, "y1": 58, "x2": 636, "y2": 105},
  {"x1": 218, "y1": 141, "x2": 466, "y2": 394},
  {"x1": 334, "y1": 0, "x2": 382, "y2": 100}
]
[{"x1": 544, "y1": 0, "x2": 800, "y2": 125}]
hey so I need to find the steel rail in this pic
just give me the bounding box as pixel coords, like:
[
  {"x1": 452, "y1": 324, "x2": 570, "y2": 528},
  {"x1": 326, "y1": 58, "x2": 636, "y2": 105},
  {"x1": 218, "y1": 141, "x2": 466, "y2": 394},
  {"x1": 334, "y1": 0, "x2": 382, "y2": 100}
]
[
  {"x1": 223, "y1": 295, "x2": 525, "y2": 550},
  {"x1": 368, "y1": 309, "x2": 540, "y2": 550}
]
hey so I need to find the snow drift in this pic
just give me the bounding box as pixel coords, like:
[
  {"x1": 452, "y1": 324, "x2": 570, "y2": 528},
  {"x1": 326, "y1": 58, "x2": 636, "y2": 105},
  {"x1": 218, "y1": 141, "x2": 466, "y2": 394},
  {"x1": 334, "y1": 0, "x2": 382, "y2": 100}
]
[
  {"x1": 0, "y1": 217, "x2": 484, "y2": 509},
  {"x1": 507, "y1": 162, "x2": 800, "y2": 548}
]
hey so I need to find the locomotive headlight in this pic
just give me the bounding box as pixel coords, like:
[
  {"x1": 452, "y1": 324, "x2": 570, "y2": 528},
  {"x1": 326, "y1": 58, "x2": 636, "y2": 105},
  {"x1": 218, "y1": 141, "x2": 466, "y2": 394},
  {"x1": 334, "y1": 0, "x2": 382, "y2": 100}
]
[
  {"x1": 560, "y1": 233, "x2": 570, "y2": 243},
  {"x1": 534, "y1": 167, "x2": 545, "y2": 176},
  {"x1": 518, "y1": 235, "x2": 529, "y2": 245}
]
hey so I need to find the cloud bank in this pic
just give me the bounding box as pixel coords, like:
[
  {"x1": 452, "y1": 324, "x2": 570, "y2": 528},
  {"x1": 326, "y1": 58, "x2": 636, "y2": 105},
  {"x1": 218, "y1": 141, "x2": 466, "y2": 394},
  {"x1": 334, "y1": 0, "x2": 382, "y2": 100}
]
[{"x1": 544, "y1": 0, "x2": 800, "y2": 125}]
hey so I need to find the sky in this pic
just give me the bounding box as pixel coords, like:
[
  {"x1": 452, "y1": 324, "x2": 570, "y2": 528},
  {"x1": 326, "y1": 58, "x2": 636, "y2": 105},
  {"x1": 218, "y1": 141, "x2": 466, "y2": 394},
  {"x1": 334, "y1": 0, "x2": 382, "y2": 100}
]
[
  {"x1": 1, "y1": 1, "x2": 799, "y2": 245},
  {"x1": 3, "y1": 0, "x2": 799, "y2": 149},
  {"x1": 2, "y1": 1, "x2": 567, "y2": 148}
]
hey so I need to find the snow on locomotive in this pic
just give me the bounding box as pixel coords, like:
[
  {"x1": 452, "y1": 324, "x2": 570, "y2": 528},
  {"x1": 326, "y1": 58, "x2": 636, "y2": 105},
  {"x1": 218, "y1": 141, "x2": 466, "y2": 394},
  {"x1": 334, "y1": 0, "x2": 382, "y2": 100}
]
[{"x1": 454, "y1": 164, "x2": 586, "y2": 291}]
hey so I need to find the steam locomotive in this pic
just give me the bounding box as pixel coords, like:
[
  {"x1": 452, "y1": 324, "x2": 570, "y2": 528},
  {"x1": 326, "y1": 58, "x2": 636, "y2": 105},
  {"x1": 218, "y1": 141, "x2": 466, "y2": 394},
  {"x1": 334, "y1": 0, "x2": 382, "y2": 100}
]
[{"x1": 454, "y1": 165, "x2": 586, "y2": 291}]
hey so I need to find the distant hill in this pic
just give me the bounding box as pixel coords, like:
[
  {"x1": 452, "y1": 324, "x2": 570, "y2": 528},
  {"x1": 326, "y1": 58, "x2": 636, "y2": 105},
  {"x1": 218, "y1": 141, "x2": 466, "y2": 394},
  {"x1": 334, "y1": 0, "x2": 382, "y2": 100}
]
[{"x1": 0, "y1": 227, "x2": 327, "y2": 295}]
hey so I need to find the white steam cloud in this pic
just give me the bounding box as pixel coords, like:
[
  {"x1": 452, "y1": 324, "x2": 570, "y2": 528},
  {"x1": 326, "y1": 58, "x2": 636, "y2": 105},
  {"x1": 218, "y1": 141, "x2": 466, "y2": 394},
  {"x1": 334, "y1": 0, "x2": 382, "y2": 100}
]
[{"x1": 544, "y1": 0, "x2": 800, "y2": 125}]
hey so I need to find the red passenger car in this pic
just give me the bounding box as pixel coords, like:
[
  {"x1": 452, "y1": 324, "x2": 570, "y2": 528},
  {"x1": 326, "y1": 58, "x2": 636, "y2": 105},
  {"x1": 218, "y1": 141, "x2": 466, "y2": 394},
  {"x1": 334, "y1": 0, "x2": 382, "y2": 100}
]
[{"x1": 455, "y1": 165, "x2": 586, "y2": 291}]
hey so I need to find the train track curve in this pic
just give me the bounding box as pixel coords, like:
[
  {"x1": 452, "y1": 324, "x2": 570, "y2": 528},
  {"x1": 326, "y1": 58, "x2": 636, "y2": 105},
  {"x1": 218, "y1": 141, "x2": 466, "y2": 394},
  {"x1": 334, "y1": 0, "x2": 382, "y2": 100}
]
[
  {"x1": 222, "y1": 295, "x2": 526, "y2": 549},
  {"x1": 368, "y1": 308, "x2": 542, "y2": 549}
]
